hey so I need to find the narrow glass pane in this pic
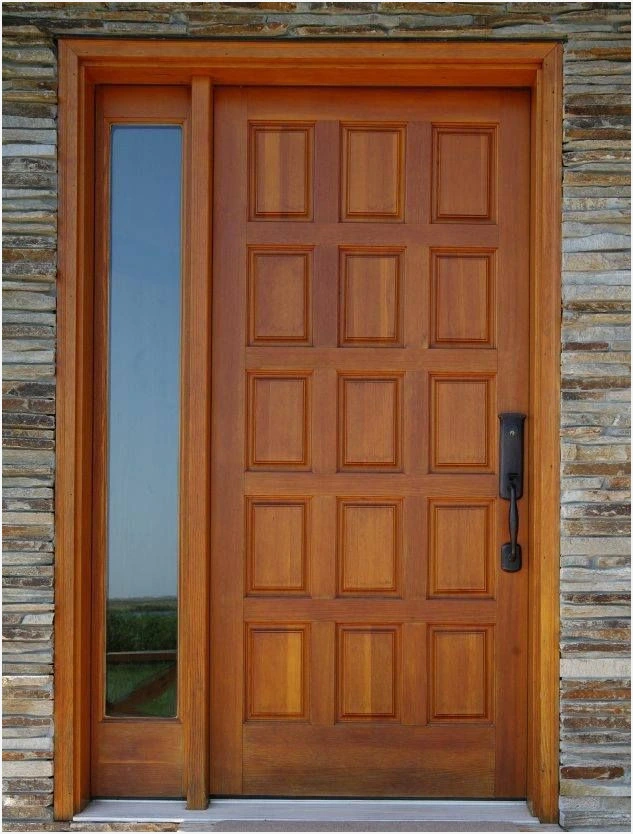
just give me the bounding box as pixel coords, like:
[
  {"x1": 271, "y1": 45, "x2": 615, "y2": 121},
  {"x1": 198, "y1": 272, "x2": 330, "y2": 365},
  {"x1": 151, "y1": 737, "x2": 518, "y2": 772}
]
[{"x1": 105, "y1": 126, "x2": 182, "y2": 718}]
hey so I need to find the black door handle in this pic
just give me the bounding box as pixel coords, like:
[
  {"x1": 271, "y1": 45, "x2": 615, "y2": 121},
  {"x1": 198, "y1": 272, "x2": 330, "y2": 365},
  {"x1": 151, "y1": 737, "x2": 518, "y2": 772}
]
[
  {"x1": 507, "y1": 475, "x2": 519, "y2": 564},
  {"x1": 499, "y1": 414, "x2": 525, "y2": 572}
]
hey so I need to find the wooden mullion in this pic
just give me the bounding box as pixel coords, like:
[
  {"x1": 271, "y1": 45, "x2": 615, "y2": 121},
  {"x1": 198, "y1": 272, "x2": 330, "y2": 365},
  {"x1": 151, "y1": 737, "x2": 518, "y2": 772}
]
[{"x1": 181, "y1": 76, "x2": 213, "y2": 810}]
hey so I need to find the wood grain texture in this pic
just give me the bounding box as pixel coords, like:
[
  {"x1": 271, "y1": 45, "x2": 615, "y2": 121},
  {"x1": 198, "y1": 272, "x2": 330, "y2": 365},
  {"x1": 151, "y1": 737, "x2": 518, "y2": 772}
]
[
  {"x1": 337, "y1": 499, "x2": 402, "y2": 596},
  {"x1": 59, "y1": 40, "x2": 558, "y2": 88},
  {"x1": 246, "y1": 498, "x2": 309, "y2": 595},
  {"x1": 526, "y1": 45, "x2": 563, "y2": 824},
  {"x1": 339, "y1": 247, "x2": 404, "y2": 346},
  {"x1": 210, "y1": 88, "x2": 248, "y2": 795},
  {"x1": 56, "y1": 40, "x2": 561, "y2": 820},
  {"x1": 243, "y1": 724, "x2": 495, "y2": 796},
  {"x1": 246, "y1": 624, "x2": 310, "y2": 720},
  {"x1": 212, "y1": 85, "x2": 531, "y2": 799},
  {"x1": 432, "y1": 124, "x2": 497, "y2": 222},
  {"x1": 430, "y1": 249, "x2": 496, "y2": 348},
  {"x1": 429, "y1": 626, "x2": 494, "y2": 722},
  {"x1": 90, "y1": 86, "x2": 190, "y2": 800},
  {"x1": 337, "y1": 625, "x2": 401, "y2": 721},
  {"x1": 249, "y1": 122, "x2": 314, "y2": 220},
  {"x1": 54, "y1": 42, "x2": 94, "y2": 821},
  {"x1": 428, "y1": 499, "x2": 494, "y2": 598},
  {"x1": 341, "y1": 123, "x2": 406, "y2": 221},
  {"x1": 338, "y1": 373, "x2": 403, "y2": 471},
  {"x1": 494, "y1": 89, "x2": 531, "y2": 801},
  {"x1": 248, "y1": 246, "x2": 313, "y2": 345},
  {"x1": 247, "y1": 372, "x2": 312, "y2": 469},
  {"x1": 180, "y1": 75, "x2": 212, "y2": 811},
  {"x1": 430, "y1": 374, "x2": 496, "y2": 472}
]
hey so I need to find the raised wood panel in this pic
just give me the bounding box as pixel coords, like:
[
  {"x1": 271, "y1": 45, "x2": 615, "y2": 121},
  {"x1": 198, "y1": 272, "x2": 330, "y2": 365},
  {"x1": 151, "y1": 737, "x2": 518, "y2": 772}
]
[
  {"x1": 338, "y1": 373, "x2": 403, "y2": 471},
  {"x1": 247, "y1": 372, "x2": 312, "y2": 469},
  {"x1": 429, "y1": 626, "x2": 493, "y2": 723},
  {"x1": 432, "y1": 124, "x2": 497, "y2": 223},
  {"x1": 428, "y1": 500, "x2": 494, "y2": 598},
  {"x1": 337, "y1": 499, "x2": 401, "y2": 596},
  {"x1": 248, "y1": 247, "x2": 312, "y2": 345},
  {"x1": 339, "y1": 247, "x2": 404, "y2": 346},
  {"x1": 249, "y1": 122, "x2": 314, "y2": 220},
  {"x1": 337, "y1": 626, "x2": 400, "y2": 721},
  {"x1": 430, "y1": 249, "x2": 495, "y2": 347},
  {"x1": 341, "y1": 123, "x2": 405, "y2": 221},
  {"x1": 246, "y1": 498, "x2": 309, "y2": 596},
  {"x1": 246, "y1": 624, "x2": 309, "y2": 721},
  {"x1": 430, "y1": 374, "x2": 495, "y2": 472}
]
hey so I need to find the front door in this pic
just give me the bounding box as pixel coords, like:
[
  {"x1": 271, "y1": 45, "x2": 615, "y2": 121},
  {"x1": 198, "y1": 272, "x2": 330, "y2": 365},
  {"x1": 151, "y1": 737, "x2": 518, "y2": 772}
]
[{"x1": 210, "y1": 86, "x2": 530, "y2": 797}]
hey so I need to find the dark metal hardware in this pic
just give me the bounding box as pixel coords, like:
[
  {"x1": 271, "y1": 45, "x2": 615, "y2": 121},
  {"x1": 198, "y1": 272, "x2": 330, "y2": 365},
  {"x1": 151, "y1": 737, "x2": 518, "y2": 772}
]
[{"x1": 499, "y1": 413, "x2": 526, "y2": 572}]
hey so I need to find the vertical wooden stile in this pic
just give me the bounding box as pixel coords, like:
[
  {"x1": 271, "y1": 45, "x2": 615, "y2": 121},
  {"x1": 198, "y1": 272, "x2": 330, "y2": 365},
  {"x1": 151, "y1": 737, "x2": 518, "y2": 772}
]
[
  {"x1": 527, "y1": 44, "x2": 562, "y2": 823},
  {"x1": 181, "y1": 76, "x2": 213, "y2": 810},
  {"x1": 55, "y1": 45, "x2": 94, "y2": 820}
]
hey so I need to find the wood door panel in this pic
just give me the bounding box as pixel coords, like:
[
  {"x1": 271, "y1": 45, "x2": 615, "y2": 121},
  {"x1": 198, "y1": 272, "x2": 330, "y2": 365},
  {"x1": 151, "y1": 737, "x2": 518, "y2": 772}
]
[
  {"x1": 249, "y1": 122, "x2": 314, "y2": 220},
  {"x1": 247, "y1": 371, "x2": 312, "y2": 469},
  {"x1": 92, "y1": 722, "x2": 183, "y2": 797},
  {"x1": 428, "y1": 499, "x2": 495, "y2": 599},
  {"x1": 432, "y1": 124, "x2": 497, "y2": 223},
  {"x1": 430, "y1": 249, "x2": 496, "y2": 348},
  {"x1": 248, "y1": 247, "x2": 313, "y2": 345},
  {"x1": 337, "y1": 625, "x2": 401, "y2": 721},
  {"x1": 212, "y1": 86, "x2": 530, "y2": 798},
  {"x1": 337, "y1": 498, "x2": 402, "y2": 596},
  {"x1": 243, "y1": 725, "x2": 494, "y2": 796},
  {"x1": 339, "y1": 247, "x2": 404, "y2": 346},
  {"x1": 338, "y1": 373, "x2": 403, "y2": 471},
  {"x1": 430, "y1": 374, "x2": 496, "y2": 472},
  {"x1": 246, "y1": 498, "x2": 310, "y2": 595},
  {"x1": 340, "y1": 123, "x2": 406, "y2": 222},
  {"x1": 428, "y1": 626, "x2": 494, "y2": 722},
  {"x1": 246, "y1": 624, "x2": 310, "y2": 721}
]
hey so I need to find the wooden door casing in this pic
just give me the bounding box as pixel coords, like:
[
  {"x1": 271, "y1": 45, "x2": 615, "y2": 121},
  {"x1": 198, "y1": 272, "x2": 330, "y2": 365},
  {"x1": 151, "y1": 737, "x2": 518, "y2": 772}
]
[{"x1": 211, "y1": 87, "x2": 530, "y2": 797}]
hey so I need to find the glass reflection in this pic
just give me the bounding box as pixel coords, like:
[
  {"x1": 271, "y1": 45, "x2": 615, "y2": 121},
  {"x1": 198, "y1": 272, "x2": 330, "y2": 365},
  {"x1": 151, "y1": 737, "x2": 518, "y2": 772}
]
[{"x1": 105, "y1": 126, "x2": 182, "y2": 718}]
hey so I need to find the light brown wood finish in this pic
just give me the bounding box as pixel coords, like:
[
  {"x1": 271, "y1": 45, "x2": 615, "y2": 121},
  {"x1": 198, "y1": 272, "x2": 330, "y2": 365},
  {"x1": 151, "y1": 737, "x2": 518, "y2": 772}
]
[
  {"x1": 56, "y1": 40, "x2": 562, "y2": 821},
  {"x1": 60, "y1": 39, "x2": 558, "y2": 87},
  {"x1": 91, "y1": 86, "x2": 191, "y2": 798},
  {"x1": 527, "y1": 44, "x2": 563, "y2": 823},
  {"x1": 181, "y1": 75, "x2": 213, "y2": 810},
  {"x1": 211, "y1": 86, "x2": 530, "y2": 798},
  {"x1": 54, "y1": 43, "x2": 94, "y2": 820}
]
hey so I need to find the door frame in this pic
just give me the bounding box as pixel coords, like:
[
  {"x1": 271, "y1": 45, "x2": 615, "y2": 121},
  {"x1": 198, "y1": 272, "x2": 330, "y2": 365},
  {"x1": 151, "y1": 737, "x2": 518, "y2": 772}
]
[{"x1": 55, "y1": 39, "x2": 562, "y2": 822}]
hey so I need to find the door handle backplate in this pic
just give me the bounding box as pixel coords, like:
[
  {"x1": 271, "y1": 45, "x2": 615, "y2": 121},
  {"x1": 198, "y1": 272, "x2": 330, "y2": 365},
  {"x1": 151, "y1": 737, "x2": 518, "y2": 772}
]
[{"x1": 499, "y1": 413, "x2": 526, "y2": 572}]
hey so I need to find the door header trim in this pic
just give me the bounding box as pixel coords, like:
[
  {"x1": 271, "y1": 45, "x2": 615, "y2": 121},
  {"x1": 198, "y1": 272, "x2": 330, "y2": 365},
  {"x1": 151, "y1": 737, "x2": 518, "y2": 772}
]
[{"x1": 60, "y1": 38, "x2": 558, "y2": 86}]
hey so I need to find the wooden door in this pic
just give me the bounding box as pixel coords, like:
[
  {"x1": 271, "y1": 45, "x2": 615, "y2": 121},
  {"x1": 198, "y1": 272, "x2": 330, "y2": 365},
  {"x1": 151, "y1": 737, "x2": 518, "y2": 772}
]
[{"x1": 211, "y1": 87, "x2": 530, "y2": 797}]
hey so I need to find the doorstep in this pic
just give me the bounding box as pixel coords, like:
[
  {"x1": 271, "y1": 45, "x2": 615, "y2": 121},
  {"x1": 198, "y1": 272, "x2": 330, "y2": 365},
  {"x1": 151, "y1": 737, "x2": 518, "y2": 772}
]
[{"x1": 74, "y1": 799, "x2": 562, "y2": 832}]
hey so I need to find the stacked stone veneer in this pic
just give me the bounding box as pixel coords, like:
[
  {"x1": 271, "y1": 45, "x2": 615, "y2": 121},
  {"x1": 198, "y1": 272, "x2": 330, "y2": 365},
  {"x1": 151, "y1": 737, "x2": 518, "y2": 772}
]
[{"x1": 2, "y1": 3, "x2": 630, "y2": 831}]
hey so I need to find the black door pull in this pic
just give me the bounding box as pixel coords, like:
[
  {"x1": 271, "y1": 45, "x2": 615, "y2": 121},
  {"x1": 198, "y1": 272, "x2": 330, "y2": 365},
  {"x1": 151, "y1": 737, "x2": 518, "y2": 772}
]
[{"x1": 499, "y1": 413, "x2": 525, "y2": 572}]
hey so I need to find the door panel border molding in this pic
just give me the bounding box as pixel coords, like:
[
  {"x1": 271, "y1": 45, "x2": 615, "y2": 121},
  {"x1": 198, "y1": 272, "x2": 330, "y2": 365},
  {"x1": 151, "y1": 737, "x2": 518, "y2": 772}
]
[{"x1": 56, "y1": 39, "x2": 561, "y2": 823}]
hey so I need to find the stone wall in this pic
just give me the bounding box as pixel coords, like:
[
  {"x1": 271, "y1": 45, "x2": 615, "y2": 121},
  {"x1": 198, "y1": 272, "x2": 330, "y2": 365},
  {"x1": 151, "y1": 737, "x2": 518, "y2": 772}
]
[{"x1": 2, "y1": 3, "x2": 630, "y2": 831}]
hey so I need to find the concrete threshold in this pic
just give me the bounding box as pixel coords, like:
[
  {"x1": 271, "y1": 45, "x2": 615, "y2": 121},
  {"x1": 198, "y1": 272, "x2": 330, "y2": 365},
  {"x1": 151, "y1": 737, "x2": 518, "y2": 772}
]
[{"x1": 75, "y1": 799, "x2": 562, "y2": 832}]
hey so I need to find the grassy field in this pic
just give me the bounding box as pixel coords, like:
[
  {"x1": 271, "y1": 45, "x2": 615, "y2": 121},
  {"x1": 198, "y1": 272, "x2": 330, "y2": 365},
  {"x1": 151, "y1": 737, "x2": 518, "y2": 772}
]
[
  {"x1": 107, "y1": 661, "x2": 177, "y2": 717},
  {"x1": 106, "y1": 597, "x2": 177, "y2": 717}
]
